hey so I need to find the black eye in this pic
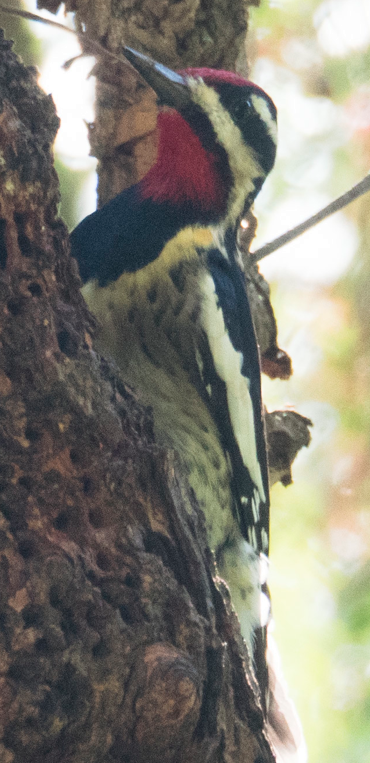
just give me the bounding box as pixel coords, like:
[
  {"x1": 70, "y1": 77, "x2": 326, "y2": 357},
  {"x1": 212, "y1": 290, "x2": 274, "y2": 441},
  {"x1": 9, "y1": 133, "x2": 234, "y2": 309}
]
[{"x1": 233, "y1": 98, "x2": 252, "y2": 121}]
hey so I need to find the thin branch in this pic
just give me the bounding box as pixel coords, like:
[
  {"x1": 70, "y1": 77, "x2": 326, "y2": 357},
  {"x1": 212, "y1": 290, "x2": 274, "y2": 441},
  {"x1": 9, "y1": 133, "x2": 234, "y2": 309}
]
[
  {"x1": 0, "y1": 5, "x2": 142, "y2": 74},
  {"x1": 0, "y1": 5, "x2": 76, "y2": 33},
  {"x1": 251, "y1": 173, "x2": 370, "y2": 264}
]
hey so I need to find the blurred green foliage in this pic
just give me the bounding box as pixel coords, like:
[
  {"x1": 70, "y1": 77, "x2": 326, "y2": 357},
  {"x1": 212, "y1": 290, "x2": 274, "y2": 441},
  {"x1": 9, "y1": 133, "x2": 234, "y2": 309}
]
[
  {"x1": 249, "y1": 2, "x2": 370, "y2": 761},
  {"x1": 0, "y1": 1, "x2": 41, "y2": 65}
]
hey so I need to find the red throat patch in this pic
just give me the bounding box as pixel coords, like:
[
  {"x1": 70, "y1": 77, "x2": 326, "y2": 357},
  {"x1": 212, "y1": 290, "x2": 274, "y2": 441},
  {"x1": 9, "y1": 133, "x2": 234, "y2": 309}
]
[{"x1": 140, "y1": 111, "x2": 227, "y2": 213}]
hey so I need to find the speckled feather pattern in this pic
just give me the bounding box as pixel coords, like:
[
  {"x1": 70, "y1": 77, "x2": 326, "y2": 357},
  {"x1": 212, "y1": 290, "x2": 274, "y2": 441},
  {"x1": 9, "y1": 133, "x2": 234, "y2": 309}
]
[{"x1": 82, "y1": 225, "x2": 268, "y2": 645}]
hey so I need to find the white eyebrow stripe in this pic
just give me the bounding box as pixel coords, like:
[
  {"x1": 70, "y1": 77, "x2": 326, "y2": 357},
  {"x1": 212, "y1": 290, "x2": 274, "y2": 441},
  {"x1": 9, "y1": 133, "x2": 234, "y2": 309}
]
[{"x1": 251, "y1": 94, "x2": 277, "y2": 144}]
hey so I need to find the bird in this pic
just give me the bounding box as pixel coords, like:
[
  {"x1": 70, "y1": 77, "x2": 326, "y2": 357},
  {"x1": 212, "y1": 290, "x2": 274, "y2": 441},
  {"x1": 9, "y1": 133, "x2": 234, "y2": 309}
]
[{"x1": 70, "y1": 47, "x2": 277, "y2": 708}]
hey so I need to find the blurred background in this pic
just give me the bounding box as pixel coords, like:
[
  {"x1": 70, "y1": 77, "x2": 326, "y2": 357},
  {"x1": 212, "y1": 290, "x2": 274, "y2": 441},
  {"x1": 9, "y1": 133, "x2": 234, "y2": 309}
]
[
  {"x1": 250, "y1": 5, "x2": 370, "y2": 761},
  {"x1": 2, "y1": 1, "x2": 370, "y2": 759}
]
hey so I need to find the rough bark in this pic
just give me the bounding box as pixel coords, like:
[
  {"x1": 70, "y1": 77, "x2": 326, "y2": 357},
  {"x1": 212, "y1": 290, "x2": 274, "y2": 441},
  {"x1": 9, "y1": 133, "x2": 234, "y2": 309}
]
[
  {"x1": 0, "y1": 0, "x2": 311, "y2": 758},
  {"x1": 0, "y1": 30, "x2": 280, "y2": 763}
]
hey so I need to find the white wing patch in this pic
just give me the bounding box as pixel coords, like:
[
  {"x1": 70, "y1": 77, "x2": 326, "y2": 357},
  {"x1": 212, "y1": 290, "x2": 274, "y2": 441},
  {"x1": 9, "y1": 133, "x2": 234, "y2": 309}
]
[
  {"x1": 261, "y1": 528, "x2": 269, "y2": 553},
  {"x1": 259, "y1": 553, "x2": 269, "y2": 585},
  {"x1": 260, "y1": 591, "x2": 270, "y2": 628},
  {"x1": 195, "y1": 347, "x2": 204, "y2": 379},
  {"x1": 200, "y1": 272, "x2": 266, "y2": 504},
  {"x1": 251, "y1": 490, "x2": 260, "y2": 523}
]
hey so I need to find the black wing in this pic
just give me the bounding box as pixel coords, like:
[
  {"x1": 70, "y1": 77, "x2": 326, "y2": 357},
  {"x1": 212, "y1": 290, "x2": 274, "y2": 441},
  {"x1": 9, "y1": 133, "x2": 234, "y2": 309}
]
[{"x1": 198, "y1": 244, "x2": 269, "y2": 555}]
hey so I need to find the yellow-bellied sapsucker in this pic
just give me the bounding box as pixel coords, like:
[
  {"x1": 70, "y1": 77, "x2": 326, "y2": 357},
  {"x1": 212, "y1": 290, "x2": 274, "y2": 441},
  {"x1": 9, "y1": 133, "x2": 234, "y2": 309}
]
[{"x1": 71, "y1": 42, "x2": 280, "y2": 730}]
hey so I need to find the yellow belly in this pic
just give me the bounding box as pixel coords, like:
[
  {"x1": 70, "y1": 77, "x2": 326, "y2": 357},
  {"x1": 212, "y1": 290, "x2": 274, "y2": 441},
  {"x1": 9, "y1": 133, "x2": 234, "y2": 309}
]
[{"x1": 82, "y1": 227, "x2": 235, "y2": 550}]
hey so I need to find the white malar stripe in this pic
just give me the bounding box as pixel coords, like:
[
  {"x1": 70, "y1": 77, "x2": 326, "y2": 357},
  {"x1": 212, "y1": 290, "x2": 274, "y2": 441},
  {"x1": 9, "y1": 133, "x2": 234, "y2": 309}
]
[
  {"x1": 188, "y1": 78, "x2": 263, "y2": 225},
  {"x1": 251, "y1": 94, "x2": 277, "y2": 144},
  {"x1": 200, "y1": 272, "x2": 266, "y2": 503}
]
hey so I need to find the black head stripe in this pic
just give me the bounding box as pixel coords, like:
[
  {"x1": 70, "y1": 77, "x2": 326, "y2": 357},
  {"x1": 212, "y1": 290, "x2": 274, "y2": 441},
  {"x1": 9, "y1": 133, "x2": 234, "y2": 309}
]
[{"x1": 215, "y1": 83, "x2": 277, "y2": 176}]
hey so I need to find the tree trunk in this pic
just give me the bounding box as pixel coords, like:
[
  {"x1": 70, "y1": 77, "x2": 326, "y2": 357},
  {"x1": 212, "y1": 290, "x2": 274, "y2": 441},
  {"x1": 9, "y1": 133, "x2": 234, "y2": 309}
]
[
  {"x1": 0, "y1": 1, "x2": 311, "y2": 759},
  {"x1": 63, "y1": 0, "x2": 253, "y2": 207}
]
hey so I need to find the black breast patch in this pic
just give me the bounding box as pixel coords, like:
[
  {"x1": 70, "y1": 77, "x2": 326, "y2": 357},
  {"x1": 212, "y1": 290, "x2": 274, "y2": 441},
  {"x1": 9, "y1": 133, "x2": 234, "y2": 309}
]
[{"x1": 70, "y1": 184, "x2": 219, "y2": 287}]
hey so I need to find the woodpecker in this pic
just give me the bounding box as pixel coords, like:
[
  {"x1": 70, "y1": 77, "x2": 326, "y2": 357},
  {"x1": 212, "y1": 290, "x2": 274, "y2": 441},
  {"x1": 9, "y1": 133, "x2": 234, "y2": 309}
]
[{"x1": 70, "y1": 48, "x2": 277, "y2": 703}]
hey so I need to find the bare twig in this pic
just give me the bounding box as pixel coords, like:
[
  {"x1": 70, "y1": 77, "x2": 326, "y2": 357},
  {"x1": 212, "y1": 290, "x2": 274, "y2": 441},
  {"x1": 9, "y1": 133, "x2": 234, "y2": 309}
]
[
  {"x1": 0, "y1": 4, "x2": 76, "y2": 33},
  {"x1": 0, "y1": 5, "x2": 142, "y2": 74},
  {"x1": 251, "y1": 173, "x2": 370, "y2": 264}
]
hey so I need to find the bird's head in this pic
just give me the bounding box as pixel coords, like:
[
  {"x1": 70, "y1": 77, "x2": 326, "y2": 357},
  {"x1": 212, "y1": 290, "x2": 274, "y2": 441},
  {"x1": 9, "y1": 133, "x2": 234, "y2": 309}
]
[{"x1": 124, "y1": 48, "x2": 277, "y2": 225}]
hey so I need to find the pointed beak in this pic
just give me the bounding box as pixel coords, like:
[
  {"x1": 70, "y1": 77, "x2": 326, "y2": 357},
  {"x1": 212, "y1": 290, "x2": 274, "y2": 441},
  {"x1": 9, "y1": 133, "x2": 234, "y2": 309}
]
[{"x1": 123, "y1": 47, "x2": 192, "y2": 111}]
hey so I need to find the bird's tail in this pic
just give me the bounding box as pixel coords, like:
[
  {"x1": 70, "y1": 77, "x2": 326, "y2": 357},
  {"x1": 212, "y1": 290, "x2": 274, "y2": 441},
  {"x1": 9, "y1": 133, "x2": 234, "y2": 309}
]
[{"x1": 266, "y1": 630, "x2": 307, "y2": 763}]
